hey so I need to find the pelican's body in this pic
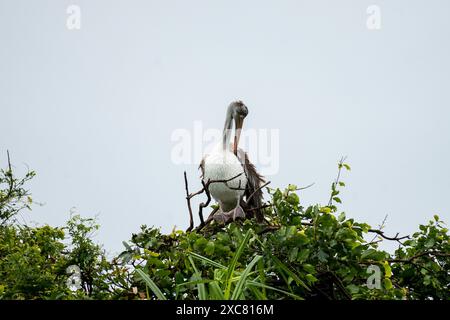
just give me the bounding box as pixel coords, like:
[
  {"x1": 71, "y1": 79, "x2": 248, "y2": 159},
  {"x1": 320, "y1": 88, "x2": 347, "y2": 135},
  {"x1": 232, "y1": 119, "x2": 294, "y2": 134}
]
[
  {"x1": 200, "y1": 101, "x2": 265, "y2": 223},
  {"x1": 202, "y1": 144, "x2": 247, "y2": 212}
]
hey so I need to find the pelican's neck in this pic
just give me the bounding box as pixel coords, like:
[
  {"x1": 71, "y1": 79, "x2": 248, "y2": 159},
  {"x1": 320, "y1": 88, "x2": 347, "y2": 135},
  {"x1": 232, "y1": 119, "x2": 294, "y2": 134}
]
[{"x1": 222, "y1": 106, "x2": 233, "y2": 151}]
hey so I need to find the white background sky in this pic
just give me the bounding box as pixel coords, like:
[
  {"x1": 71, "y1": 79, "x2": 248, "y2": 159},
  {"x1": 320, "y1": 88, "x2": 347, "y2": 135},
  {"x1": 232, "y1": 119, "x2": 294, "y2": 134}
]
[{"x1": 1, "y1": 0, "x2": 449, "y2": 255}]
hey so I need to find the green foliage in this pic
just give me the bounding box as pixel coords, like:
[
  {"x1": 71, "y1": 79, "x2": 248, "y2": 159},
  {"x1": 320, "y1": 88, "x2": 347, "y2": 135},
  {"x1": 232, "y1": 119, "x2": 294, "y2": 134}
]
[
  {"x1": 391, "y1": 215, "x2": 449, "y2": 299},
  {"x1": 0, "y1": 155, "x2": 448, "y2": 300},
  {"x1": 0, "y1": 224, "x2": 67, "y2": 299},
  {"x1": 0, "y1": 152, "x2": 35, "y2": 225}
]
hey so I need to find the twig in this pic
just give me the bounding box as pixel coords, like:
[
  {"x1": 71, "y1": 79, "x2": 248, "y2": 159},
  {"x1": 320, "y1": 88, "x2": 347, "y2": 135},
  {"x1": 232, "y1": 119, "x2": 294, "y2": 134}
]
[
  {"x1": 366, "y1": 229, "x2": 410, "y2": 243},
  {"x1": 247, "y1": 204, "x2": 273, "y2": 212},
  {"x1": 194, "y1": 207, "x2": 218, "y2": 232},
  {"x1": 184, "y1": 172, "x2": 244, "y2": 232},
  {"x1": 329, "y1": 271, "x2": 352, "y2": 300},
  {"x1": 369, "y1": 214, "x2": 388, "y2": 243},
  {"x1": 328, "y1": 156, "x2": 346, "y2": 206},
  {"x1": 184, "y1": 171, "x2": 194, "y2": 232},
  {"x1": 6, "y1": 150, "x2": 13, "y2": 195},
  {"x1": 386, "y1": 251, "x2": 450, "y2": 263},
  {"x1": 246, "y1": 181, "x2": 271, "y2": 203},
  {"x1": 295, "y1": 183, "x2": 315, "y2": 191},
  {"x1": 198, "y1": 180, "x2": 210, "y2": 227}
]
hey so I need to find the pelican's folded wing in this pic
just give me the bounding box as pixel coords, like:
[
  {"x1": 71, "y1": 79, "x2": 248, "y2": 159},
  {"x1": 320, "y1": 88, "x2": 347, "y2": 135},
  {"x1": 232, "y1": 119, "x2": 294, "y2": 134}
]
[{"x1": 237, "y1": 149, "x2": 265, "y2": 222}]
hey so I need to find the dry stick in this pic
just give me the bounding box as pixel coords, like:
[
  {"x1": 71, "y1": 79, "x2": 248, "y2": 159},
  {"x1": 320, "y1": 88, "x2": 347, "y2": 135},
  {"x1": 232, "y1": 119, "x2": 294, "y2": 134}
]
[
  {"x1": 369, "y1": 214, "x2": 389, "y2": 244},
  {"x1": 295, "y1": 182, "x2": 315, "y2": 191},
  {"x1": 195, "y1": 207, "x2": 218, "y2": 232},
  {"x1": 184, "y1": 172, "x2": 244, "y2": 232},
  {"x1": 184, "y1": 171, "x2": 194, "y2": 232},
  {"x1": 386, "y1": 251, "x2": 450, "y2": 263},
  {"x1": 198, "y1": 180, "x2": 210, "y2": 227},
  {"x1": 246, "y1": 181, "x2": 271, "y2": 204},
  {"x1": 366, "y1": 228, "x2": 410, "y2": 243},
  {"x1": 6, "y1": 150, "x2": 13, "y2": 195},
  {"x1": 358, "y1": 251, "x2": 450, "y2": 266},
  {"x1": 196, "y1": 173, "x2": 245, "y2": 230},
  {"x1": 246, "y1": 204, "x2": 273, "y2": 212},
  {"x1": 329, "y1": 271, "x2": 352, "y2": 300}
]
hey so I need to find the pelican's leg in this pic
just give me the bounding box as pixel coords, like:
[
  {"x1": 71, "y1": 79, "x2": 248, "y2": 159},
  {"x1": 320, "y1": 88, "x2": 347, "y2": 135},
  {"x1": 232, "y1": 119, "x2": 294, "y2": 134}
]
[
  {"x1": 230, "y1": 204, "x2": 246, "y2": 221},
  {"x1": 213, "y1": 210, "x2": 228, "y2": 224},
  {"x1": 213, "y1": 202, "x2": 228, "y2": 224}
]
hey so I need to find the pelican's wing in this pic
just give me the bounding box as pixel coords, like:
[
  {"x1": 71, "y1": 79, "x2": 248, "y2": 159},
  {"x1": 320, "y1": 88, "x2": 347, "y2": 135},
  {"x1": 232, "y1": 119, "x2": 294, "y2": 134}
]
[{"x1": 237, "y1": 149, "x2": 266, "y2": 222}]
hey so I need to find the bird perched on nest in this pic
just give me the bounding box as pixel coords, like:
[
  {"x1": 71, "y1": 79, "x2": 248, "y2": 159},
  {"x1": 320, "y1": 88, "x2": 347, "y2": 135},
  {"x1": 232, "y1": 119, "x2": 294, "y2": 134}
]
[{"x1": 199, "y1": 100, "x2": 265, "y2": 223}]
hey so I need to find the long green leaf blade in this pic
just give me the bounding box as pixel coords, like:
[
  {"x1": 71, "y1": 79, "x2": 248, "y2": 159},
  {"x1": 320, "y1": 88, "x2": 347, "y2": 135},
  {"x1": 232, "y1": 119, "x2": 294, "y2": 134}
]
[
  {"x1": 231, "y1": 255, "x2": 262, "y2": 300},
  {"x1": 271, "y1": 256, "x2": 310, "y2": 291},
  {"x1": 247, "y1": 280, "x2": 304, "y2": 300},
  {"x1": 189, "y1": 256, "x2": 207, "y2": 300},
  {"x1": 188, "y1": 252, "x2": 227, "y2": 269},
  {"x1": 135, "y1": 269, "x2": 167, "y2": 300},
  {"x1": 224, "y1": 229, "x2": 252, "y2": 299}
]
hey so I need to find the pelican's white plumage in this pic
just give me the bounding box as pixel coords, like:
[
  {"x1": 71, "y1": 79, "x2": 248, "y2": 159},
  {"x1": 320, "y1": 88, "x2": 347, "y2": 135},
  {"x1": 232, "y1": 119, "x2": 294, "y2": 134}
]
[
  {"x1": 202, "y1": 144, "x2": 247, "y2": 212},
  {"x1": 199, "y1": 101, "x2": 265, "y2": 223}
]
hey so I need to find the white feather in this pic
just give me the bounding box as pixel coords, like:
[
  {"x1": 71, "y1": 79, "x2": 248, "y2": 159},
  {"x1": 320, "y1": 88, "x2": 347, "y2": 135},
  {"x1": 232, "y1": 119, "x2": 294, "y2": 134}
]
[{"x1": 203, "y1": 144, "x2": 247, "y2": 212}]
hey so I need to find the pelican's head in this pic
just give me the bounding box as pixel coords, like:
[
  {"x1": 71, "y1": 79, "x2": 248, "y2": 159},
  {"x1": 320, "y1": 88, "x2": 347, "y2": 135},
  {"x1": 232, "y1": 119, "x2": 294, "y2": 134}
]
[{"x1": 228, "y1": 100, "x2": 248, "y2": 155}]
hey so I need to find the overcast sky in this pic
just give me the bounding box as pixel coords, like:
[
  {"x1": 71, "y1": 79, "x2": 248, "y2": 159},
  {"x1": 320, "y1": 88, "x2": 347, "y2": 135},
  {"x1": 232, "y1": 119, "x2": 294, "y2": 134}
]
[{"x1": 1, "y1": 0, "x2": 449, "y2": 255}]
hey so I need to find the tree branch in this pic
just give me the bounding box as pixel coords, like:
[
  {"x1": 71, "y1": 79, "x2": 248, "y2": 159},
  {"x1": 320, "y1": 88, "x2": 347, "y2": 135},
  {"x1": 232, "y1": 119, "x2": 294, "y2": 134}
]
[{"x1": 183, "y1": 171, "x2": 194, "y2": 232}]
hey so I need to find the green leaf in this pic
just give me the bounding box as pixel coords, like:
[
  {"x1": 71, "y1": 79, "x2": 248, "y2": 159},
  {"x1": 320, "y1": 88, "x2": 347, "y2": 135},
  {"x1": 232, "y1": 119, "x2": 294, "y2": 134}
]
[
  {"x1": 361, "y1": 249, "x2": 386, "y2": 261},
  {"x1": 320, "y1": 207, "x2": 332, "y2": 214},
  {"x1": 188, "y1": 252, "x2": 227, "y2": 269},
  {"x1": 205, "y1": 241, "x2": 215, "y2": 255},
  {"x1": 271, "y1": 256, "x2": 309, "y2": 291},
  {"x1": 424, "y1": 238, "x2": 435, "y2": 248},
  {"x1": 122, "y1": 241, "x2": 132, "y2": 251},
  {"x1": 188, "y1": 257, "x2": 207, "y2": 300},
  {"x1": 208, "y1": 281, "x2": 225, "y2": 300},
  {"x1": 231, "y1": 255, "x2": 262, "y2": 300},
  {"x1": 317, "y1": 249, "x2": 329, "y2": 262},
  {"x1": 303, "y1": 264, "x2": 315, "y2": 274},
  {"x1": 224, "y1": 230, "x2": 252, "y2": 299},
  {"x1": 289, "y1": 247, "x2": 299, "y2": 262},
  {"x1": 383, "y1": 261, "x2": 392, "y2": 278},
  {"x1": 383, "y1": 278, "x2": 393, "y2": 290},
  {"x1": 247, "y1": 281, "x2": 304, "y2": 300},
  {"x1": 305, "y1": 274, "x2": 317, "y2": 283},
  {"x1": 347, "y1": 284, "x2": 359, "y2": 294},
  {"x1": 135, "y1": 269, "x2": 167, "y2": 300},
  {"x1": 286, "y1": 193, "x2": 300, "y2": 206}
]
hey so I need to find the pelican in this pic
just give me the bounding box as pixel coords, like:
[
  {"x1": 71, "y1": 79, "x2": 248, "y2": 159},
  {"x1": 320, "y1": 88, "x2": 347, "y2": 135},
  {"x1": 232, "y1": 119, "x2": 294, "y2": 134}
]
[{"x1": 200, "y1": 101, "x2": 265, "y2": 223}]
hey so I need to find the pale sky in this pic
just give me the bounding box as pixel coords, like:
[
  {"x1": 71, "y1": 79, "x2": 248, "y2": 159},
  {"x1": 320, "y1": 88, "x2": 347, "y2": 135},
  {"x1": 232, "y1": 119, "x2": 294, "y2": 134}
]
[{"x1": 1, "y1": 0, "x2": 449, "y2": 254}]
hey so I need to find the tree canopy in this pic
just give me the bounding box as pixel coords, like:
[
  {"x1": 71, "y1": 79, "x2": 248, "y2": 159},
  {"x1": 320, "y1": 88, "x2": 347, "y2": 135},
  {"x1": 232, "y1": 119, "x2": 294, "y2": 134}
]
[{"x1": 0, "y1": 154, "x2": 448, "y2": 300}]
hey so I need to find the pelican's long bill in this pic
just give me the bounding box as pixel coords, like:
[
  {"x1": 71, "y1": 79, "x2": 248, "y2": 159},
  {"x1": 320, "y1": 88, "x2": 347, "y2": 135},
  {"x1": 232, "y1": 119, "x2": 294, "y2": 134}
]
[{"x1": 233, "y1": 115, "x2": 244, "y2": 155}]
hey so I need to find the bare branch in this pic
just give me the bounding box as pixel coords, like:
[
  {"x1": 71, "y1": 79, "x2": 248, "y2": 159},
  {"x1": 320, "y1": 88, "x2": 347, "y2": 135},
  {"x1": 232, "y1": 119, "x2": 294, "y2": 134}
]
[
  {"x1": 184, "y1": 172, "x2": 244, "y2": 232},
  {"x1": 366, "y1": 228, "x2": 410, "y2": 243},
  {"x1": 183, "y1": 171, "x2": 194, "y2": 232},
  {"x1": 246, "y1": 181, "x2": 271, "y2": 204},
  {"x1": 295, "y1": 183, "x2": 315, "y2": 191}
]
